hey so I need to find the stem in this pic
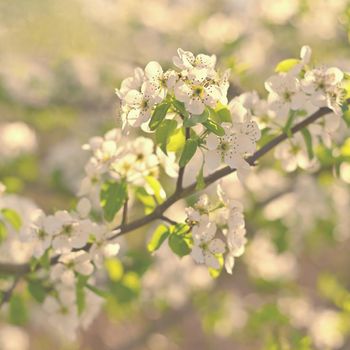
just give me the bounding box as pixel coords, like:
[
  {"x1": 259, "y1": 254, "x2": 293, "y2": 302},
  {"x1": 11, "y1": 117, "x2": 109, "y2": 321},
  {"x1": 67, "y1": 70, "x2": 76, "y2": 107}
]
[
  {"x1": 175, "y1": 127, "x2": 190, "y2": 191},
  {"x1": 121, "y1": 197, "x2": 129, "y2": 227},
  {"x1": 0, "y1": 276, "x2": 21, "y2": 308},
  {"x1": 160, "y1": 215, "x2": 178, "y2": 226},
  {"x1": 0, "y1": 102, "x2": 347, "y2": 275}
]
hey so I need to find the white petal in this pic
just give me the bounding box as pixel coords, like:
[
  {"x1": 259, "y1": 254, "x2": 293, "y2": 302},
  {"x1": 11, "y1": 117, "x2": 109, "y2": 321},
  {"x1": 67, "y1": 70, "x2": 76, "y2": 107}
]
[
  {"x1": 208, "y1": 238, "x2": 226, "y2": 254},
  {"x1": 77, "y1": 198, "x2": 91, "y2": 218},
  {"x1": 145, "y1": 61, "x2": 163, "y2": 80},
  {"x1": 187, "y1": 98, "x2": 205, "y2": 115},
  {"x1": 191, "y1": 246, "x2": 205, "y2": 264},
  {"x1": 204, "y1": 251, "x2": 220, "y2": 269}
]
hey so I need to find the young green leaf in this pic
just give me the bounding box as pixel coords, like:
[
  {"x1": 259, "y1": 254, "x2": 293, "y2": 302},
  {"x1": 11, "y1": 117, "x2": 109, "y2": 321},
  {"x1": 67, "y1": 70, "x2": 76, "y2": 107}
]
[
  {"x1": 1, "y1": 208, "x2": 22, "y2": 231},
  {"x1": 156, "y1": 119, "x2": 178, "y2": 154},
  {"x1": 168, "y1": 223, "x2": 192, "y2": 257},
  {"x1": 76, "y1": 274, "x2": 88, "y2": 315},
  {"x1": 149, "y1": 102, "x2": 171, "y2": 130},
  {"x1": 183, "y1": 109, "x2": 209, "y2": 127},
  {"x1": 168, "y1": 233, "x2": 191, "y2": 257},
  {"x1": 172, "y1": 99, "x2": 189, "y2": 118},
  {"x1": 275, "y1": 58, "x2": 300, "y2": 73},
  {"x1": 0, "y1": 220, "x2": 7, "y2": 242},
  {"x1": 135, "y1": 187, "x2": 157, "y2": 214},
  {"x1": 203, "y1": 119, "x2": 225, "y2": 136},
  {"x1": 301, "y1": 128, "x2": 314, "y2": 160},
  {"x1": 28, "y1": 280, "x2": 46, "y2": 303},
  {"x1": 100, "y1": 180, "x2": 127, "y2": 222},
  {"x1": 9, "y1": 294, "x2": 28, "y2": 325},
  {"x1": 145, "y1": 176, "x2": 166, "y2": 204},
  {"x1": 147, "y1": 224, "x2": 170, "y2": 253},
  {"x1": 283, "y1": 110, "x2": 297, "y2": 137},
  {"x1": 195, "y1": 163, "x2": 205, "y2": 190},
  {"x1": 167, "y1": 127, "x2": 186, "y2": 153},
  {"x1": 179, "y1": 138, "x2": 198, "y2": 167}
]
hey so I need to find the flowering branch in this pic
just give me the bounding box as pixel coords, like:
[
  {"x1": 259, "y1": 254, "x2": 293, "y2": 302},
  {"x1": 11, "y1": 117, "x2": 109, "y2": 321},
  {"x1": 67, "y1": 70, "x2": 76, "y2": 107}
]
[{"x1": 0, "y1": 100, "x2": 347, "y2": 278}]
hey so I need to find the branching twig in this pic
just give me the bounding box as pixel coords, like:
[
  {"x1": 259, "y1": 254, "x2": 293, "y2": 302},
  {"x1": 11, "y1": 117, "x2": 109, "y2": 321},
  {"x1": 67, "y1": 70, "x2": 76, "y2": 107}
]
[
  {"x1": 0, "y1": 102, "x2": 348, "y2": 276},
  {"x1": 160, "y1": 215, "x2": 178, "y2": 226},
  {"x1": 0, "y1": 276, "x2": 21, "y2": 308}
]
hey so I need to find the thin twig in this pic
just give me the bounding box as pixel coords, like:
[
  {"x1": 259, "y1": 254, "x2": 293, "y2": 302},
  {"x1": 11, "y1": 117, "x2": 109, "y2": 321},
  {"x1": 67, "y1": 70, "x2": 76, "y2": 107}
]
[
  {"x1": 0, "y1": 102, "x2": 348, "y2": 276},
  {"x1": 121, "y1": 197, "x2": 129, "y2": 227},
  {"x1": 160, "y1": 215, "x2": 178, "y2": 226},
  {"x1": 0, "y1": 276, "x2": 21, "y2": 308}
]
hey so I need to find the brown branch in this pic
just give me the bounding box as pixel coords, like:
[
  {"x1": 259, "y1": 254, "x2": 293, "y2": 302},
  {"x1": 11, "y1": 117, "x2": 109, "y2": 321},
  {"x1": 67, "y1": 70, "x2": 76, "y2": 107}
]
[
  {"x1": 0, "y1": 102, "x2": 347, "y2": 276},
  {"x1": 0, "y1": 276, "x2": 21, "y2": 308}
]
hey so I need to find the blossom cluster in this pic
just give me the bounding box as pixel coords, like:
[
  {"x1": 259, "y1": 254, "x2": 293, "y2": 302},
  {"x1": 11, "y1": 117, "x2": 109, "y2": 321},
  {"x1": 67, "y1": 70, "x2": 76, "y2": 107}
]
[
  {"x1": 20, "y1": 197, "x2": 118, "y2": 339},
  {"x1": 186, "y1": 184, "x2": 246, "y2": 274},
  {"x1": 79, "y1": 128, "x2": 178, "y2": 203},
  {"x1": 115, "y1": 48, "x2": 261, "y2": 181},
  {"x1": 264, "y1": 46, "x2": 347, "y2": 171}
]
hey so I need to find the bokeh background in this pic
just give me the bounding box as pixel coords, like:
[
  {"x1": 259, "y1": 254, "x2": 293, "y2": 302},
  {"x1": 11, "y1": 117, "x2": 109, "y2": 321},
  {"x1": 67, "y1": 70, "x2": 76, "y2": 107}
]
[{"x1": 1, "y1": 0, "x2": 350, "y2": 349}]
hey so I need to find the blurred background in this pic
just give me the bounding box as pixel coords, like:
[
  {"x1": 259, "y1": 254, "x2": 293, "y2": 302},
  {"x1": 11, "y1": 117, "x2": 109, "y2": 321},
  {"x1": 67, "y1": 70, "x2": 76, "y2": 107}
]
[{"x1": 1, "y1": 0, "x2": 350, "y2": 349}]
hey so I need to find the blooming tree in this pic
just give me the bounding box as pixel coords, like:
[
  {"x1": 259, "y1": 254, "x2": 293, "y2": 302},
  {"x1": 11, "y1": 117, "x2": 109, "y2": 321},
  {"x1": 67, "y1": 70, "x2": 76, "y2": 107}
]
[{"x1": 1, "y1": 45, "x2": 350, "y2": 348}]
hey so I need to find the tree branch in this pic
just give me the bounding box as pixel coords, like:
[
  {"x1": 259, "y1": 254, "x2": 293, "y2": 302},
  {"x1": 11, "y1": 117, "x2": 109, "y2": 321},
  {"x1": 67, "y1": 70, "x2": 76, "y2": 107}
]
[
  {"x1": 0, "y1": 276, "x2": 21, "y2": 308},
  {"x1": 0, "y1": 102, "x2": 347, "y2": 275}
]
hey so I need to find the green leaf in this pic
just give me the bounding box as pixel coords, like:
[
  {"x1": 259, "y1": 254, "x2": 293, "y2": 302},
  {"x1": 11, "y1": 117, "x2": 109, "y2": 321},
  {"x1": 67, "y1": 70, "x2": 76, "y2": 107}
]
[
  {"x1": 135, "y1": 187, "x2": 156, "y2": 214},
  {"x1": 100, "y1": 180, "x2": 127, "y2": 222},
  {"x1": 147, "y1": 224, "x2": 170, "y2": 253},
  {"x1": 168, "y1": 224, "x2": 192, "y2": 257},
  {"x1": 283, "y1": 110, "x2": 296, "y2": 137},
  {"x1": 172, "y1": 100, "x2": 189, "y2": 118},
  {"x1": 0, "y1": 220, "x2": 7, "y2": 242},
  {"x1": 86, "y1": 284, "x2": 108, "y2": 298},
  {"x1": 149, "y1": 102, "x2": 171, "y2": 130},
  {"x1": 145, "y1": 176, "x2": 166, "y2": 204},
  {"x1": 9, "y1": 294, "x2": 28, "y2": 325},
  {"x1": 275, "y1": 58, "x2": 300, "y2": 73},
  {"x1": 105, "y1": 258, "x2": 124, "y2": 281},
  {"x1": 167, "y1": 127, "x2": 186, "y2": 153},
  {"x1": 211, "y1": 105, "x2": 232, "y2": 123},
  {"x1": 179, "y1": 138, "x2": 198, "y2": 167},
  {"x1": 27, "y1": 280, "x2": 46, "y2": 303},
  {"x1": 196, "y1": 163, "x2": 205, "y2": 190},
  {"x1": 156, "y1": 119, "x2": 178, "y2": 154},
  {"x1": 203, "y1": 119, "x2": 225, "y2": 136},
  {"x1": 183, "y1": 109, "x2": 209, "y2": 127},
  {"x1": 1, "y1": 208, "x2": 22, "y2": 231},
  {"x1": 76, "y1": 274, "x2": 88, "y2": 315},
  {"x1": 301, "y1": 128, "x2": 314, "y2": 160}
]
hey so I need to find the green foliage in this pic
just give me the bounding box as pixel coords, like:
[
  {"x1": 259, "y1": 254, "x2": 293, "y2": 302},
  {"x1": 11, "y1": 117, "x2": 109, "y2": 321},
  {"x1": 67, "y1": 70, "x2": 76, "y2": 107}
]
[
  {"x1": 203, "y1": 119, "x2": 225, "y2": 136},
  {"x1": 9, "y1": 294, "x2": 28, "y2": 325},
  {"x1": 1, "y1": 208, "x2": 22, "y2": 231},
  {"x1": 135, "y1": 187, "x2": 157, "y2": 214},
  {"x1": 156, "y1": 119, "x2": 178, "y2": 154},
  {"x1": 275, "y1": 59, "x2": 300, "y2": 73},
  {"x1": 172, "y1": 99, "x2": 189, "y2": 118},
  {"x1": 179, "y1": 138, "x2": 198, "y2": 167},
  {"x1": 105, "y1": 258, "x2": 124, "y2": 282},
  {"x1": 301, "y1": 128, "x2": 314, "y2": 160},
  {"x1": 147, "y1": 224, "x2": 170, "y2": 253},
  {"x1": 100, "y1": 180, "x2": 127, "y2": 222},
  {"x1": 0, "y1": 220, "x2": 7, "y2": 242},
  {"x1": 168, "y1": 223, "x2": 192, "y2": 257},
  {"x1": 145, "y1": 176, "x2": 166, "y2": 204},
  {"x1": 27, "y1": 280, "x2": 46, "y2": 303},
  {"x1": 167, "y1": 127, "x2": 186, "y2": 153},
  {"x1": 195, "y1": 163, "x2": 205, "y2": 190},
  {"x1": 76, "y1": 274, "x2": 88, "y2": 315},
  {"x1": 183, "y1": 109, "x2": 209, "y2": 127},
  {"x1": 149, "y1": 101, "x2": 171, "y2": 130}
]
